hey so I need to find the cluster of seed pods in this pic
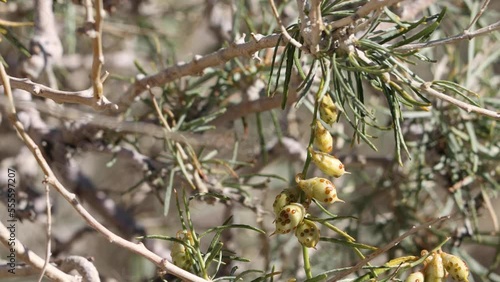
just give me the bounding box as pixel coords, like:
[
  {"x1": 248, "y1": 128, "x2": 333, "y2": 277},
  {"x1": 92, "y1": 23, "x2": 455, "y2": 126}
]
[
  {"x1": 271, "y1": 96, "x2": 347, "y2": 248},
  {"x1": 406, "y1": 250, "x2": 470, "y2": 282}
]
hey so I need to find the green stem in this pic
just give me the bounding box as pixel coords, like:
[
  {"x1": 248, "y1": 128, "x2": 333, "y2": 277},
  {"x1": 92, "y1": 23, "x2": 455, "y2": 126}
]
[{"x1": 302, "y1": 245, "x2": 313, "y2": 279}]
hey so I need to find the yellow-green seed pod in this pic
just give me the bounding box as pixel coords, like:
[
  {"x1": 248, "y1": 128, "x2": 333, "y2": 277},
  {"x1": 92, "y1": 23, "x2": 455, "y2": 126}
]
[
  {"x1": 171, "y1": 231, "x2": 195, "y2": 270},
  {"x1": 313, "y1": 120, "x2": 333, "y2": 153},
  {"x1": 171, "y1": 241, "x2": 192, "y2": 270},
  {"x1": 441, "y1": 252, "x2": 469, "y2": 282},
  {"x1": 405, "y1": 271, "x2": 424, "y2": 282},
  {"x1": 424, "y1": 251, "x2": 446, "y2": 282},
  {"x1": 309, "y1": 148, "x2": 347, "y2": 178},
  {"x1": 273, "y1": 189, "x2": 299, "y2": 216},
  {"x1": 295, "y1": 175, "x2": 344, "y2": 204},
  {"x1": 319, "y1": 94, "x2": 338, "y2": 125},
  {"x1": 274, "y1": 203, "x2": 306, "y2": 234},
  {"x1": 294, "y1": 219, "x2": 320, "y2": 248}
]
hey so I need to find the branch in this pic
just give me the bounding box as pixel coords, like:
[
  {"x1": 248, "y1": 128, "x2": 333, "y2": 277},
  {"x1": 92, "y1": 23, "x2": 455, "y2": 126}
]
[
  {"x1": 118, "y1": 33, "x2": 285, "y2": 110},
  {"x1": 89, "y1": 0, "x2": 105, "y2": 100},
  {"x1": 308, "y1": 0, "x2": 324, "y2": 54},
  {"x1": 394, "y1": 21, "x2": 500, "y2": 52},
  {"x1": 326, "y1": 0, "x2": 405, "y2": 30},
  {"x1": 0, "y1": 62, "x2": 208, "y2": 282},
  {"x1": 267, "y1": 0, "x2": 308, "y2": 52},
  {"x1": 5, "y1": 75, "x2": 118, "y2": 111},
  {"x1": 0, "y1": 222, "x2": 76, "y2": 281}
]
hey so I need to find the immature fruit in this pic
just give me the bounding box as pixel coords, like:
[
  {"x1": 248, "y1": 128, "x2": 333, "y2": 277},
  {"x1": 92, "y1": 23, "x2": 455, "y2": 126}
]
[
  {"x1": 294, "y1": 219, "x2": 320, "y2": 248},
  {"x1": 309, "y1": 148, "x2": 347, "y2": 178},
  {"x1": 405, "y1": 271, "x2": 424, "y2": 282},
  {"x1": 441, "y1": 252, "x2": 469, "y2": 282},
  {"x1": 273, "y1": 189, "x2": 298, "y2": 216},
  {"x1": 295, "y1": 175, "x2": 344, "y2": 204},
  {"x1": 319, "y1": 94, "x2": 338, "y2": 125},
  {"x1": 171, "y1": 231, "x2": 194, "y2": 270},
  {"x1": 274, "y1": 203, "x2": 306, "y2": 234},
  {"x1": 424, "y1": 251, "x2": 446, "y2": 282},
  {"x1": 313, "y1": 120, "x2": 333, "y2": 153}
]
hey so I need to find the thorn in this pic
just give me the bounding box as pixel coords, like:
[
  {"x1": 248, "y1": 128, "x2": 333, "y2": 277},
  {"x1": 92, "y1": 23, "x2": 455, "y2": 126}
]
[{"x1": 250, "y1": 33, "x2": 264, "y2": 42}]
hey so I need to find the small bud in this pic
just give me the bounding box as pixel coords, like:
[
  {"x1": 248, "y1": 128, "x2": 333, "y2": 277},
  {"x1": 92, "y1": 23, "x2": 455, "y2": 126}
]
[
  {"x1": 274, "y1": 203, "x2": 306, "y2": 234},
  {"x1": 314, "y1": 120, "x2": 333, "y2": 153},
  {"x1": 295, "y1": 219, "x2": 320, "y2": 248},
  {"x1": 295, "y1": 175, "x2": 343, "y2": 204},
  {"x1": 405, "y1": 271, "x2": 424, "y2": 282},
  {"x1": 441, "y1": 252, "x2": 469, "y2": 282},
  {"x1": 309, "y1": 148, "x2": 347, "y2": 178},
  {"x1": 319, "y1": 94, "x2": 338, "y2": 125},
  {"x1": 273, "y1": 189, "x2": 299, "y2": 216}
]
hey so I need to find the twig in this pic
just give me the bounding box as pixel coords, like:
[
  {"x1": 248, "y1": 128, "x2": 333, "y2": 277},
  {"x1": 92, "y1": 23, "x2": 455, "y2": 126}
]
[
  {"x1": 308, "y1": 0, "x2": 324, "y2": 54},
  {"x1": 37, "y1": 181, "x2": 52, "y2": 282},
  {"x1": 466, "y1": 0, "x2": 490, "y2": 30},
  {"x1": 0, "y1": 61, "x2": 208, "y2": 282},
  {"x1": 328, "y1": 216, "x2": 450, "y2": 281},
  {"x1": 5, "y1": 75, "x2": 118, "y2": 111},
  {"x1": 267, "y1": 0, "x2": 308, "y2": 52},
  {"x1": 90, "y1": 0, "x2": 105, "y2": 100},
  {"x1": 394, "y1": 21, "x2": 500, "y2": 52},
  {"x1": 326, "y1": 0, "x2": 405, "y2": 30},
  {"x1": 418, "y1": 81, "x2": 500, "y2": 119}
]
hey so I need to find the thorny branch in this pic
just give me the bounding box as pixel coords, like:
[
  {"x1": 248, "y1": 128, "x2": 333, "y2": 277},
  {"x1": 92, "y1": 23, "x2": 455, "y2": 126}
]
[
  {"x1": 267, "y1": 0, "x2": 308, "y2": 52},
  {"x1": 5, "y1": 75, "x2": 118, "y2": 111},
  {"x1": 118, "y1": 33, "x2": 285, "y2": 110},
  {"x1": 327, "y1": 0, "x2": 405, "y2": 30}
]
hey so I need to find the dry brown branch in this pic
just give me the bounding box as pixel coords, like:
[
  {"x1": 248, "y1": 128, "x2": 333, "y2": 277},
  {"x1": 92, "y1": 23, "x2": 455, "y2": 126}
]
[
  {"x1": 5, "y1": 75, "x2": 118, "y2": 111},
  {"x1": 90, "y1": 0, "x2": 105, "y2": 100},
  {"x1": 1, "y1": 63, "x2": 208, "y2": 282},
  {"x1": 328, "y1": 216, "x2": 451, "y2": 281},
  {"x1": 119, "y1": 33, "x2": 285, "y2": 110}
]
